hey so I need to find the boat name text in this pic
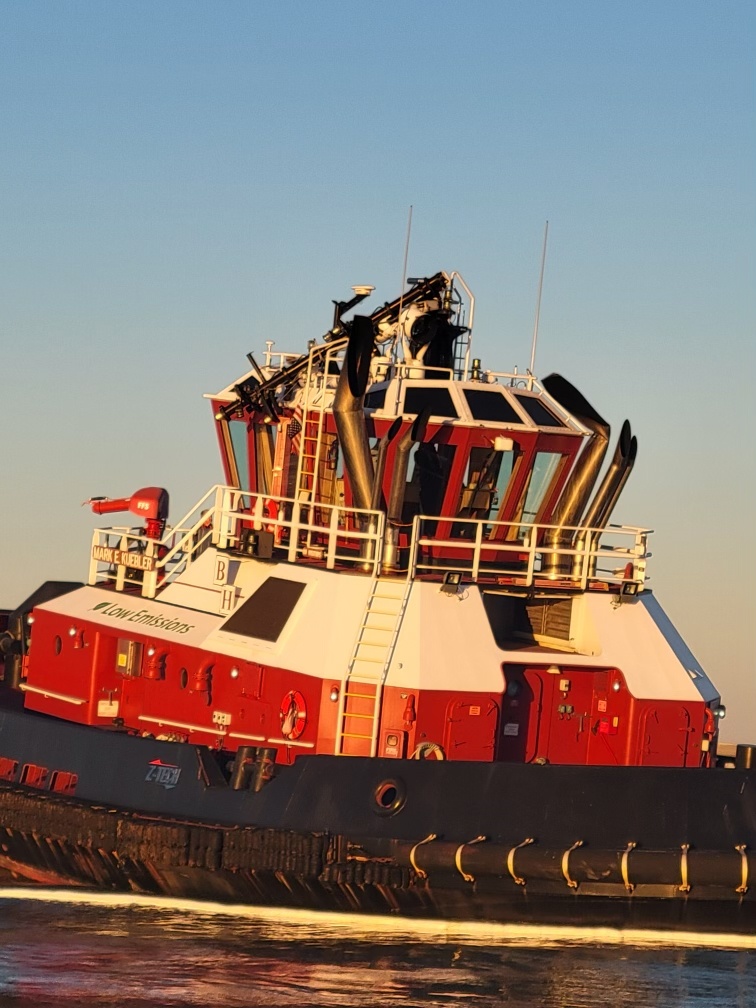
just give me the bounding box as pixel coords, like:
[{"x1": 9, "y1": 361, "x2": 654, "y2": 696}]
[{"x1": 91, "y1": 545, "x2": 156, "y2": 572}]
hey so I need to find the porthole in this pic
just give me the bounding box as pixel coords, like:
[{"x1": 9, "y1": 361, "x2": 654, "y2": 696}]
[
  {"x1": 179, "y1": 667, "x2": 188, "y2": 690},
  {"x1": 53, "y1": 636, "x2": 62, "y2": 655},
  {"x1": 373, "y1": 778, "x2": 407, "y2": 816}
]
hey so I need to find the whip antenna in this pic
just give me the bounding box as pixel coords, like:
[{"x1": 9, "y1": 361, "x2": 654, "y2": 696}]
[
  {"x1": 395, "y1": 205, "x2": 413, "y2": 356},
  {"x1": 529, "y1": 220, "x2": 549, "y2": 375}
]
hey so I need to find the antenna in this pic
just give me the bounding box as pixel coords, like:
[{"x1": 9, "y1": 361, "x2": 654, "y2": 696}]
[
  {"x1": 395, "y1": 206, "x2": 413, "y2": 356},
  {"x1": 528, "y1": 220, "x2": 549, "y2": 375},
  {"x1": 401, "y1": 205, "x2": 413, "y2": 292}
]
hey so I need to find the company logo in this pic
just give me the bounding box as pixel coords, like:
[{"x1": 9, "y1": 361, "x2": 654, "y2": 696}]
[
  {"x1": 91, "y1": 601, "x2": 195, "y2": 634},
  {"x1": 145, "y1": 759, "x2": 182, "y2": 790}
]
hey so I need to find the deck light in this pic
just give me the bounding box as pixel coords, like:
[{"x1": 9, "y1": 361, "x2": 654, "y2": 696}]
[
  {"x1": 714, "y1": 705, "x2": 727, "y2": 719},
  {"x1": 329, "y1": 685, "x2": 340, "y2": 702},
  {"x1": 230, "y1": 667, "x2": 240, "y2": 679},
  {"x1": 441, "y1": 572, "x2": 462, "y2": 595}
]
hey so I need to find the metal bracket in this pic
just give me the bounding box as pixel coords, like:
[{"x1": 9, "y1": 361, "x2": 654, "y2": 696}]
[
  {"x1": 736, "y1": 844, "x2": 749, "y2": 894},
  {"x1": 454, "y1": 835, "x2": 487, "y2": 883},
  {"x1": 408, "y1": 833, "x2": 438, "y2": 879},
  {"x1": 506, "y1": 837, "x2": 535, "y2": 886},
  {"x1": 679, "y1": 843, "x2": 691, "y2": 893},
  {"x1": 561, "y1": 840, "x2": 584, "y2": 889},
  {"x1": 621, "y1": 841, "x2": 637, "y2": 893}
]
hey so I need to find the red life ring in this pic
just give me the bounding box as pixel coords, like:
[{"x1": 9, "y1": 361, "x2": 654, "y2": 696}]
[{"x1": 280, "y1": 689, "x2": 307, "y2": 740}]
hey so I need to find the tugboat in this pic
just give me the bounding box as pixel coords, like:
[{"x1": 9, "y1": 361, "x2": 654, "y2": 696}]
[{"x1": 0, "y1": 270, "x2": 754, "y2": 935}]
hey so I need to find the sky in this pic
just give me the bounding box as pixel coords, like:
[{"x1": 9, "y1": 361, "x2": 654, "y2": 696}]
[{"x1": 1, "y1": 1, "x2": 754, "y2": 741}]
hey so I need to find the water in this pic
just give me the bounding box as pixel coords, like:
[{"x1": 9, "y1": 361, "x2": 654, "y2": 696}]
[{"x1": 0, "y1": 891, "x2": 754, "y2": 1007}]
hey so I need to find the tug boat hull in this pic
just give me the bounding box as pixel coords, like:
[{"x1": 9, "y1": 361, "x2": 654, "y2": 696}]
[{"x1": 0, "y1": 702, "x2": 754, "y2": 935}]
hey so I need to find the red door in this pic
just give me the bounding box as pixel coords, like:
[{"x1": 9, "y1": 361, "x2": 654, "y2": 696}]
[{"x1": 444, "y1": 697, "x2": 499, "y2": 760}]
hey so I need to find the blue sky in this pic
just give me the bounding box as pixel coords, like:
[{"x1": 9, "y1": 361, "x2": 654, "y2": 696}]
[{"x1": 1, "y1": 1, "x2": 754, "y2": 741}]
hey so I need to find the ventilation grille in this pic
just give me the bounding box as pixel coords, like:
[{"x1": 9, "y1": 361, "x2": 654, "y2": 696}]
[{"x1": 517, "y1": 598, "x2": 573, "y2": 642}]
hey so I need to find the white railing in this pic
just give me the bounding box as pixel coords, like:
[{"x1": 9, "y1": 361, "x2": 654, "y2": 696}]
[
  {"x1": 406, "y1": 515, "x2": 650, "y2": 591},
  {"x1": 89, "y1": 485, "x2": 386, "y2": 597},
  {"x1": 89, "y1": 484, "x2": 650, "y2": 599}
]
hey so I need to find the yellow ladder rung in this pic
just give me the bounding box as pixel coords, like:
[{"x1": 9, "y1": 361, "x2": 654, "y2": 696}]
[
  {"x1": 340, "y1": 731, "x2": 373, "y2": 740},
  {"x1": 342, "y1": 711, "x2": 375, "y2": 720}
]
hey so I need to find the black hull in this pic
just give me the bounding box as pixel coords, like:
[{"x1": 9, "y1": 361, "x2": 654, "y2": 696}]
[{"x1": 0, "y1": 704, "x2": 755, "y2": 936}]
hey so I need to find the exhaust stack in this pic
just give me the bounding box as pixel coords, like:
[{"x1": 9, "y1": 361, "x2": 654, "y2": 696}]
[
  {"x1": 383, "y1": 407, "x2": 432, "y2": 570},
  {"x1": 332, "y1": 315, "x2": 375, "y2": 512},
  {"x1": 579, "y1": 420, "x2": 638, "y2": 533},
  {"x1": 540, "y1": 374, "x2": 610, "y2": 576}
]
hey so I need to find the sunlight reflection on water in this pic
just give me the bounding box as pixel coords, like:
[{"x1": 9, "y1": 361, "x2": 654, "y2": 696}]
[{"x1": 0, "y1": 890, "x2": 754, "y2": 1007}]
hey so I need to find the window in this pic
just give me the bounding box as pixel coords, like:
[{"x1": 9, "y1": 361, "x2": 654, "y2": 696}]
[
  {"x1": 229, "y1": 420, "x2": 251, "y2": 490},
  {"x1": 403, "y1": 386, "x2": 458, "y2": 418},
  {"x1": 463, "y1": 389, "x2": 523, "y2": 424},
  {"x1": 453, "y1": 446, "x2": 515, "y2": 538},
  {"x1": 512, "y1": 393, "x2": 566, "y2": 428},
  {"x1": 402, "y1": 442, "x2": 456, "y2": 530},
  {"x1": 517, "y1": 452, "x2": 564, "y2": 527},
  {"x1": 365, "y1": 388, "x2": 387, "y2": 409}
]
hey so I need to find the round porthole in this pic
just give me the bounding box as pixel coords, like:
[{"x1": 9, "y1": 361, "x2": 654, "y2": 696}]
[
  {"x1": 53, "y1": 636, "x2": 62, "y2": 655},
  {"x1": 373, "y1": 778, "x2": 407, "y2": 816},
  {"x1": 179, "y1": 667, "x2": 188, "y2": 689}
]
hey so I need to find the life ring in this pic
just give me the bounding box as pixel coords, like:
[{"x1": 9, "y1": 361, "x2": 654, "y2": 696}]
[
  {"x1": 280, "y1": 689, "x2": 307, "y2": 740},
  {"x1": 411, "y1": 741, "x2": 445, "y2": 760}
]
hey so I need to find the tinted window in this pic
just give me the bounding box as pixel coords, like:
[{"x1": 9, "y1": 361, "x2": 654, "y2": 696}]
[
  {"x1": 229, "y1": 420, "x2": 250, "y2": 489},
  {"x1": 221, "y1": 577, "x2": 306, "y2": 642},
  {"x1": 364, "y1": 388, "x2": 387, "y2": 409},
  {"x1": 463, "y1": 389, "x2": 523, "y2": 423},
  {"x1": 519, "y1": 452, "x2": 563, "y2": 524},
  {"x1": 403, "y1": 386, "x2": 458, "y2": 418},
  {"x1": 512, "y1": 394, "x2": 566, "y2": 427}
]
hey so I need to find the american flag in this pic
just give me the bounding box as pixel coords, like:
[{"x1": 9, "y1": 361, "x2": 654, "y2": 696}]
[{"x1": 289, "y1": 408, "x2": 303, "y2": 455}]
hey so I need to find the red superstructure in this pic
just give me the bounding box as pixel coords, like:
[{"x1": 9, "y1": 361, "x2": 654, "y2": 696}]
[{"x1": 18, "y1": 272, "x2": 722, "y2": 769}]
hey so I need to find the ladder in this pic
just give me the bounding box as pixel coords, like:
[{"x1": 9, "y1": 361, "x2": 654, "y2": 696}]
[
  {"x1": 335, "y1": 574, "x2": 412, "y2": 757},
  {"x1": 296, "y1": 407, "x2": 325, "y2": 501},
  {"x1": 294, "y1": 342, "x2": 343, "y2": 504}
]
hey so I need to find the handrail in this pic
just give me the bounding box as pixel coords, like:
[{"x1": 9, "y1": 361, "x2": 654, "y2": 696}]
[
  {"x1": 89, "y1": 485, "x2": 386, "y2": 597},
  {"x1": 88, "y1": 484, "x2": 650, "y2": 599},
  {"x1": 406, "y1": 514, "x2": 650, "y2": 591}
]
